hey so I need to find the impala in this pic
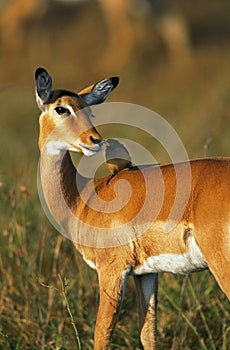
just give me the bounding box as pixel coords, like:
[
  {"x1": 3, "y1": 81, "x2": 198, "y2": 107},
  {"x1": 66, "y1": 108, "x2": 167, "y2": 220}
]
[{"x1": 36, "y1": 67, "x2": 230, "y2": 350}]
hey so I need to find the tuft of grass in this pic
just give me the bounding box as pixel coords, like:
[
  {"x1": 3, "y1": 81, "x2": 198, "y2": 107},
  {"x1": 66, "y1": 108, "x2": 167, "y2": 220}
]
[{"x1": 58, "y1": 274, "x2": 82, "y2": 350}]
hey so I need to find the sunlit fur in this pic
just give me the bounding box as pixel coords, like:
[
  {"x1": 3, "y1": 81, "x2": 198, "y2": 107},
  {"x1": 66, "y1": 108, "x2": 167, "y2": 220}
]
[{"x1": 37, "y1": 73, "x2": 230, "y2": 350}]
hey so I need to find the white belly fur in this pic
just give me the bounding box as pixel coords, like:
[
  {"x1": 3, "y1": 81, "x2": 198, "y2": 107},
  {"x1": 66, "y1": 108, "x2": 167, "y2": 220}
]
[{"x1": 134, "y1": 234, "x2": 208, "y2": 275}]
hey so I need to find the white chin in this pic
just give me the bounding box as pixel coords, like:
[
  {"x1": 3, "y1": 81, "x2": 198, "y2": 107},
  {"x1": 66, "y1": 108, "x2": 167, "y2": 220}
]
[
  {"x1": 82, "y1": 148, "x2": 97, "y2": 157},
  {"x1": 68, "y1": 146, "x2": 80, "y2": 153}
]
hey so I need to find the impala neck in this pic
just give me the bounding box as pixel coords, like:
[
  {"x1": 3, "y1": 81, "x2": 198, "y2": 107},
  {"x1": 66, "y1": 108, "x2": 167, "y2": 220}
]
[
  {"x1": 59, "y1": 151, "x2": 84, "y2": 209},
  {"x1": 39, "y1": 147, "x2": 89, "y2": 235}
]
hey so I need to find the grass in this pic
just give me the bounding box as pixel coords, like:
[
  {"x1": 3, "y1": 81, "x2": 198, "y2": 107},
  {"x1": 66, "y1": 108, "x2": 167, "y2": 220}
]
[
  {"x1": 0, "y1": 182, "x2": 229, "y2": 349},
  {"x1": 0, "y1": 1, "x2": 230, "y2": 348}
]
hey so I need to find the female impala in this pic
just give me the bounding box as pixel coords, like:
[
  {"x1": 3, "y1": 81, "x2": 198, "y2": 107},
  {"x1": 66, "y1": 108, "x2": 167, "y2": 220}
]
[{"x1": 36, "y1": 68, "x2": 230, "y2": 350}]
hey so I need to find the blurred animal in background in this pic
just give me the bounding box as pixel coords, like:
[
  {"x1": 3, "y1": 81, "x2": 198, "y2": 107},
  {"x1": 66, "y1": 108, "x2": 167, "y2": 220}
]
[
  {"x1": 97, "y1": 0, "x2": 193, "y2": 72},
  {"x1": 96, "y1": 0, "x2": 135, "y2": 72},
  {"x1": 149, "y1": 0, "x2": 192, "y2": 65},
  {"x1": 0, "y1": 0, "x2": 192, "y2": 70},
  {"x1": 0, "y1": 0, "x2": 47, "y2": 53},
  {"x1": 105, "y1": 138, "x2": 133, "y2": 180}
]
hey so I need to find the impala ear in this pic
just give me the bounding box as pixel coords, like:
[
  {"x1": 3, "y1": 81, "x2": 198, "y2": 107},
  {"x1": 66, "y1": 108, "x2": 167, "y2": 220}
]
[
  {"x1": 79, "y1": 76, "x2": 119, "y2": 106},
  {"x1": 35, "y1": 67, "x2": 52, "y2": 110}
]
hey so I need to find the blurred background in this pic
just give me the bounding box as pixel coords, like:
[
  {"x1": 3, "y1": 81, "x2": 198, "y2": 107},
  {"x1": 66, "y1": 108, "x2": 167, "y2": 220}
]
[
  {"x1": 1, "y1": 0, "x2": 230, "y2": 182},
  {"x1": 0, "y1": 1, "x2": 230, "y2": 349}
]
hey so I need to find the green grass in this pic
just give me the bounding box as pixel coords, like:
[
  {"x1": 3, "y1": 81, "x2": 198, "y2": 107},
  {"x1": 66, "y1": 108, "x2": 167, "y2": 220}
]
[{"x1": 0, "y1": 1, "x2": 230, "y2": 348}]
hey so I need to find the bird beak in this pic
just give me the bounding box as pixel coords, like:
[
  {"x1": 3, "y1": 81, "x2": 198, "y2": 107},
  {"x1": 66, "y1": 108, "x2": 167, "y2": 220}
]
[{"x1": 104, "y1": 139, "x2": 110, "y2": 147}]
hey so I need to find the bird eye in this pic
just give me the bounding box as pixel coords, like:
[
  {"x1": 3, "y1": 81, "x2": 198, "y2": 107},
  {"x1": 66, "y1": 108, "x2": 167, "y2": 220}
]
[{"x1": 55, "y1": 106, "x2": 71, "y2": 116}]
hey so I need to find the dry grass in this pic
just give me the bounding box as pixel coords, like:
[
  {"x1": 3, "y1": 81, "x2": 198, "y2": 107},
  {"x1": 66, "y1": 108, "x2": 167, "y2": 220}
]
[{"x1": 0, "y1": 177, "x2": 229, "y2": 348}]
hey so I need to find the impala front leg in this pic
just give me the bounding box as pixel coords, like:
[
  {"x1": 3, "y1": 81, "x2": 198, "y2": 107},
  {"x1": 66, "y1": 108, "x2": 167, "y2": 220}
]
[
  {"x1": 134, "y1": 273, "x2": 158, "y2": 350},
  {"x1": 94, "y1": 268, "x2": 129, "y2": 350}
]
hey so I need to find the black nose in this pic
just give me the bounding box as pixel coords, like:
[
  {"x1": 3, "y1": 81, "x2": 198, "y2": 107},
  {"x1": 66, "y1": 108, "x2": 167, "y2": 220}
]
[{"x1": 90, "y1": 135, "x2": 101, "y2": 144}]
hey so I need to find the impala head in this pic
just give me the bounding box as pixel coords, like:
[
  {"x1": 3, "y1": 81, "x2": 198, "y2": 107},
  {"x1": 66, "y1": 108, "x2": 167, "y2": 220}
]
[{"x1": 35, "y1": 67, "x2": 119, "y2": 156}]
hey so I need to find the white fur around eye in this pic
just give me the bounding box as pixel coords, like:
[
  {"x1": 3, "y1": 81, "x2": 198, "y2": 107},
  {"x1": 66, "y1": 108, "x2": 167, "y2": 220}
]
[
  {"x1": 53, "y1": 105, "x2": 76, "y2": 117},
  {"x1": 66, "y1": 105, "x2": 76, "y2": 116}
]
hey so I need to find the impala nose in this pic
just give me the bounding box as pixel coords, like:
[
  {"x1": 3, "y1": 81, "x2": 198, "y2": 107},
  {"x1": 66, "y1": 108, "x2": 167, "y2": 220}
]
[
  {"x1": 89, "y1": 127, "x2": 103, "y2": 145},
  {"x1": 90, "y1": 135, "x2": 102, "y2": 145}
]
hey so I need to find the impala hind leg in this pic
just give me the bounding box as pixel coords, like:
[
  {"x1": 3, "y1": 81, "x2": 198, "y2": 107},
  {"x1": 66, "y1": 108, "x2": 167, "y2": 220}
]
[
  {"x1": 194, "y1": 225, "x2": 230, "y2": 301},
  {"x1": 94, "y1": 268, "x2": 129, "y2": 350},
  {"x1": 134, "y1": 273, "x2": 158, "y2": 350},
  {"x1": 206, "y1": 248, "x2": 230, "y2": 300}
]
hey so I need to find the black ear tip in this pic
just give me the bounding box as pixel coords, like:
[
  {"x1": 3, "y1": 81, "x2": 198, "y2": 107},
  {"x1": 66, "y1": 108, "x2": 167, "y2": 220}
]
[
  {"x1": 35, "y1": 67, "x2": 48, "y2": 79},
  {"x1": 111, "y1": 76, "x2": 120, "y2": 88}
]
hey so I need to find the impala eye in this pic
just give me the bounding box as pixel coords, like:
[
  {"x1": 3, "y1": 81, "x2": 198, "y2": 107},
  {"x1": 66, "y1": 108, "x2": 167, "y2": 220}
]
[{"x1": 55, "y1": 106, "x2": 71, "y2": 116}]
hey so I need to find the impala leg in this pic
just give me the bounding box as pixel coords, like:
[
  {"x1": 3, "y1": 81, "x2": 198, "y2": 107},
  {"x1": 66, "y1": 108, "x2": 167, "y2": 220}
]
[
  {"x1": 194, "y1": 224, "x2": 230, "y2": 301},
  {"x1": 134, "y1": 273, "x2": 158, "y2": 350},
  {"x1": 94, "y1": 268, "x2": 129, "y2": 350},
  {"x1": 203, "y1": 243, "x2": 230, "y2": 300},
  {"x1": 210, "y1": 265, "x2": 230, "y2": 300}
]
